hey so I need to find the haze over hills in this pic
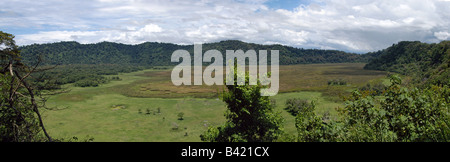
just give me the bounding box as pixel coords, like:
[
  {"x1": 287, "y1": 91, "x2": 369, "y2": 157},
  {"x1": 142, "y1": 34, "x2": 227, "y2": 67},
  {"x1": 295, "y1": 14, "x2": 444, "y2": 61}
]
[{"x1": 19, "y1": 40, "x2": 375, "y2": 66}]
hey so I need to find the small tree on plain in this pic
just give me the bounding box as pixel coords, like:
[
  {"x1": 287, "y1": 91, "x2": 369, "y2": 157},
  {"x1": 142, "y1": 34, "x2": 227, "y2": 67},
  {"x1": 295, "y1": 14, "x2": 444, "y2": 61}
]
[{"x1": 178, "y1": 112, "x2": 184, "y2": 120}]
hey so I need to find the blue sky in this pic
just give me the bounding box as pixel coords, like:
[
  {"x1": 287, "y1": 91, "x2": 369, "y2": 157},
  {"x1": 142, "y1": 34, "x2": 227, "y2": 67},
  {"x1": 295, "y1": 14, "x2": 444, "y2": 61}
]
[
  {"x1": 1, "y1": 0, "x2": 449, "y2": 53},
  {"x1": 264, "y1": 0, "x2": 311, "y2": 10}
]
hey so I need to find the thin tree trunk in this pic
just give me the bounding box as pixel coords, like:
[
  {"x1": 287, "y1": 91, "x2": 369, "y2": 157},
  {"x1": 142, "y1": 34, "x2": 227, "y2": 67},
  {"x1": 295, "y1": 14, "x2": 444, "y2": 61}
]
[{"x1": 14, "y1": 70, "x2": 53, "y2": 142}]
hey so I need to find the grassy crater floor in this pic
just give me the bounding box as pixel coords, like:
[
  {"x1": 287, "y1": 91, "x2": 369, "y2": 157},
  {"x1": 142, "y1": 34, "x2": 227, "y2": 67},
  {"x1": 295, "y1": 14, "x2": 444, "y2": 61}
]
[{"x1": 42, "y1": 63, "x2": 386, "y2": 141}]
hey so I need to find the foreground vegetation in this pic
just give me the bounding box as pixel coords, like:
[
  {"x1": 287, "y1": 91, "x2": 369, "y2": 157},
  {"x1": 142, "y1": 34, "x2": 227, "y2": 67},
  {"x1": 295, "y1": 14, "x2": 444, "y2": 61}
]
[
  {"x1": 0, "y1": 31, "x2": 52, "y2": 141},
  {"x1": 295, "y1": 75, "x2": 449, "y2": 142},
  {"x1": 200, "y1": 63, "x2": 284, "y2": 142}
]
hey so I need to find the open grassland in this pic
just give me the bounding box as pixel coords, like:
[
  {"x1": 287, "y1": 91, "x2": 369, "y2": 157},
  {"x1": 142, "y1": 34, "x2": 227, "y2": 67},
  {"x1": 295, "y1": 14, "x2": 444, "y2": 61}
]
[
  {"x1": 42, "y1": 63, "x2": 387, "y2": 141},
  {"x1": 110, "y1": 63, "x2": 386, "y2": 99}
]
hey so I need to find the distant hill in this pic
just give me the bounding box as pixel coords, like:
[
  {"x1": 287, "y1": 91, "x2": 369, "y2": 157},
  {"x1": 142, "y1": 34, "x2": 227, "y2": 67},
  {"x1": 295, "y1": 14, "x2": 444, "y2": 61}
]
[
  {"x1": 364, "y1": 41, "x2": 450, "y2": 86},
  {"x1": 19, "y1": 40, "x2": 371, "y2": 66}
]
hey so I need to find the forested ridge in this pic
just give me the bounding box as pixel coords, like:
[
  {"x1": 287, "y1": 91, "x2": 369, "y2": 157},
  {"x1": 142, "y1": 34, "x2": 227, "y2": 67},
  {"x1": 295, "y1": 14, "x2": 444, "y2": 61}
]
[
  {"x1": 19, "y1": 40, "x2": 373, "y2": 66},
  {"x1": 364, "y1": 41, "x2": 450, "y2": 86}
]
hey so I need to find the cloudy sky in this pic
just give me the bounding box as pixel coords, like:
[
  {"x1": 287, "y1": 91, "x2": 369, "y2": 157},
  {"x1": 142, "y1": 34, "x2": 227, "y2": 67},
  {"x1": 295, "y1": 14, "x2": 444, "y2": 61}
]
[{"x1": 1, "y1": 0, "x2": 449, "y2": 53}]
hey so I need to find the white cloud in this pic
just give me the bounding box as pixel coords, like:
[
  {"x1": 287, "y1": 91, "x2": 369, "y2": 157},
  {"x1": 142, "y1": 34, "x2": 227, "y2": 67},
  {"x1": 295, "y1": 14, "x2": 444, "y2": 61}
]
[
  {"x1": 17, "y1": 31, "x2": 98, "y2": 44},
  {"x1": 269, "y1": 0, "x2": 450, "y2": 52},
  {"x1": 434, "y1": 31, "x2": 450, "y2": 40},
  {"x1": 139, "y1": 24, "x2": 162, "y2": 33},
  {"x1": 2, "y1": 0, "x2": 449, "y2": 52}
]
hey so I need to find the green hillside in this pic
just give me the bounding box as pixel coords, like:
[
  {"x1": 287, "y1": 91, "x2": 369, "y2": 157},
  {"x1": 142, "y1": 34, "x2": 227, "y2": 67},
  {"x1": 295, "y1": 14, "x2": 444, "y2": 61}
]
[
  {"x1": 364, "y1": 41, "x2": 450, "y2": 86},
  {"x1": 19, "y1": 40, "x2": 371, "y2": 66}
]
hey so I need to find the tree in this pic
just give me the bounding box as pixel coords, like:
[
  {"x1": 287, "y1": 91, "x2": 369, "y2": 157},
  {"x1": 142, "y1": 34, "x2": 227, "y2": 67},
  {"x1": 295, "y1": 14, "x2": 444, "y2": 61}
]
[
  {"x1": 294, "y1": 101, "x2": 325, "y2": 142},
  {"x1": 0, "y1": 31, "x2": 52, "y2": 141},
  {"x1": 200, "y1": 62, "x2": 284, "y2": 142},
  {"x1": 177, "y1": 112, "x2": 184, "y2": 120},
  {"x1": 284, "y1": 98, "x2": 312, "y2": 116}
]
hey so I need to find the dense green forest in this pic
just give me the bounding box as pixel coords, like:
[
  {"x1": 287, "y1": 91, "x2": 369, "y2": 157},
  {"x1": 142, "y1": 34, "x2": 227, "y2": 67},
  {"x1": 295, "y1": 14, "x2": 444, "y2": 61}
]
[
  {"x1": 29, "y1": 64, "x2": 146, "y2": 89},
  {"x1": 364, "y1": 41, "x2": 450, "y2": 86},
  {"x1": 19, "y1": 40, "x2": 373, "y2": 66}
]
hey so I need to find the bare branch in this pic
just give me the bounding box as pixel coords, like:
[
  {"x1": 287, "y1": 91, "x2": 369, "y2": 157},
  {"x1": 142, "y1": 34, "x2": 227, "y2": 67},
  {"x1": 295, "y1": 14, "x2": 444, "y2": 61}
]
[
  {"x1": 14, "y1": 70, "x2": 53, "y2": 142},
  {"x1": 9, "y1": 62, "x2": 13, "y2": 76}
]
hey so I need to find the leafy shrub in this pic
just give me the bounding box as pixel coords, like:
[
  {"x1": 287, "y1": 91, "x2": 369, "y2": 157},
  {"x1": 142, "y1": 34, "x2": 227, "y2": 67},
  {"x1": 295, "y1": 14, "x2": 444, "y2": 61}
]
[
  {"x1": 337, "y1": 75, "x2": 449, "y2": 141},
  {"x1": 178, "y1": 112, "x2": 184, "y2": 120},
  {"x1": 73, "y1": 75, "x2": 109, "y2": 87},
  {"x1": 110, "y1": 76, "x2": 122, "y2": 81},
  {"x1": 294, "y1": 101, "x2": 325, "y2": 142},
  {"x1": 285, "y1": 98, "x2": 313, "y2": 116},
  {"x1": 327, "y1": 79, "x2": 347, "y2": 86},
  {"x1": 358, "y1": 82, "x2": 387, "y2": 96}
]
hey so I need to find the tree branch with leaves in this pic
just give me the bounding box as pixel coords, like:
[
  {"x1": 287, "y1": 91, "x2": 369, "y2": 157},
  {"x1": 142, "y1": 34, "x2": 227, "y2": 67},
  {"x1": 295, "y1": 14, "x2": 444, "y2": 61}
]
[{"x1": 1, "y1": 31, "x2": 52, "y2": 142}]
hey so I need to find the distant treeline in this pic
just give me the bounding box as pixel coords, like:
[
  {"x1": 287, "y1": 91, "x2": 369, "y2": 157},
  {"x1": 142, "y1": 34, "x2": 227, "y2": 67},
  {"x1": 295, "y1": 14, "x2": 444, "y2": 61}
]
[
  {"x1": 19, "y1": 40, "x2": 374, "y2": 66},
  {"x1": 364, "y1": 41, "x2": 450, "y2": 86},
  {"x1": 29, "y1": 64, "x2": 145, "y2": 89}
]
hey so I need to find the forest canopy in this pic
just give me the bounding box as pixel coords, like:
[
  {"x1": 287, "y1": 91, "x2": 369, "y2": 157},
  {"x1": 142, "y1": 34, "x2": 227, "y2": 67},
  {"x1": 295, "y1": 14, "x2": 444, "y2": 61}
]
[
  {"x1": 364, "y1": 41, "x2": 450, "y2": 86},
  {"x1": 19, "y1": 40, "x2": 373, "y2": 66}
]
